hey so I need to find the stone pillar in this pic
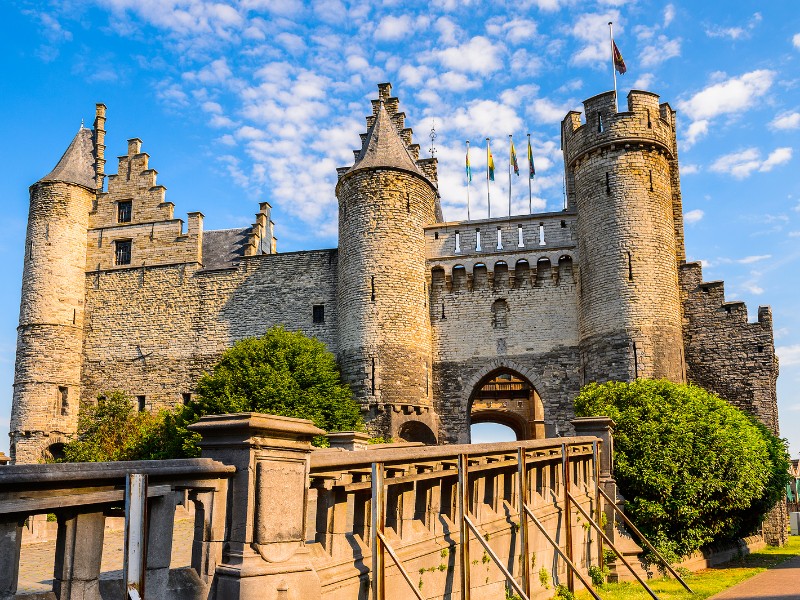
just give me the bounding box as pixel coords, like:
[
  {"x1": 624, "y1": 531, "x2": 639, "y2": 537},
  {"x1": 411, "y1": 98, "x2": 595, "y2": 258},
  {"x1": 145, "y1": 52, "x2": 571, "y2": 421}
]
[
  {"x1": 0, "y1": 518, "x2": 23, "y2": 599},
  {"x1": 146, "y1": 493, "x2": 178, "y2": 599},
  {"x1": 572, "y1": 417, "x2": 645, "y2": 582},
  {"x1": 326, "y1": 431, "x2": 371, "y2": 451},
  {"x1": 189, "y1": 413, "x2": 325, "y2": 600},
  {"x1": 53, "y1": 512, "x2": 106, "y2": 600}
]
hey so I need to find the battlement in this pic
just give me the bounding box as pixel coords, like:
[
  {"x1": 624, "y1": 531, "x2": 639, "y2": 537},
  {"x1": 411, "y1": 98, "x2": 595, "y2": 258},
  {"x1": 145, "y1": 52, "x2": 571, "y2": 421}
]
[{"x1": 561, "y1": 89, "x2": 677, "y2": 167}]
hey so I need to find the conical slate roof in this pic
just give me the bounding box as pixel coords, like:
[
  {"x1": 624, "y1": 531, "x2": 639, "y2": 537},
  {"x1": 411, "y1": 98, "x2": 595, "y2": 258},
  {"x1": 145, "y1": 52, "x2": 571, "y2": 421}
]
[
  {"x1": 347, "y1": 101, "x2": 424, "y2": 177},
  {"x1": 38, "y1": 127, "x2": 96, "y2": 189}
]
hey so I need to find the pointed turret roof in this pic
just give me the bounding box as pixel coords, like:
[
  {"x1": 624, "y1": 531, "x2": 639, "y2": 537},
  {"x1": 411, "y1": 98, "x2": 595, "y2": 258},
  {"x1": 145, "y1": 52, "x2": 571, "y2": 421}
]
[
  {"x1": 37, "y1": 127, "x2": 96, "y2": 189},
  {"x1": 346, "y1": 101, "x2": 425, "y2": 178}
]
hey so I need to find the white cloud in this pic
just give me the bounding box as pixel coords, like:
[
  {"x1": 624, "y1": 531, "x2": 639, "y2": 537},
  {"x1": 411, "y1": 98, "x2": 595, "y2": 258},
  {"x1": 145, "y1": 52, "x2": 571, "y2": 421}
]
[
  {"x1": 777, "y1": 344, "x2": 800, "y2": 366},
  {"x1": 684, "y1": 209, "x2": 704, "y2": 224},
  {"x1": 640, "y1": 36, "x2": 681, "y2": 68},
  {"x1": 374, "y1": 15, "x2": 412, "y2": 41},
  {"x1": 570, "y1": 11, "x2": 620, "y2": 68},
  {"x1": 710, "y1": 147, "x2": 792, "y2": 179},
  {"x1": 435, "y1": 36, "x2": 504, "y2": 75},
  {"x1": 794, "y1": 33, "x2": 800, "y2": 49},
  {"x1": 486, "y1": 18, "x2": 538, "y2": 45},
  {"x1": 529, "y1": 98, "x2": 574, "y2": 124},
  {"x1": 681, "y1": 164, "x2": 699, "y2": 175},
  {"x1": 684, "y1": 120, "x2": 709, "y2": 148},
  {"x1": 706, "y1": 13, "x2": 762, "y2": 40},
  {"x1": 771, "y1": 112, "x2": 800, "y2": 130},
  {"x1": 663, "y1": 4, "x2": 675, "y2": 27},
  {"x1": 738, "y1": 255, "x2": 771, "y2": 264},
  {"x1": 633, "y1": 73, "x2": 655, "y2": 90}
]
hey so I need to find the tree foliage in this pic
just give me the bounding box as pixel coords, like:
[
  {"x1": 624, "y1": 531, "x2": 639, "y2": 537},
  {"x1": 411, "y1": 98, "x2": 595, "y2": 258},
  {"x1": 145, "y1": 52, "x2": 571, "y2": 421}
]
[{"x1": 574, "y1": 379, "x2": 790, "y2": 561}]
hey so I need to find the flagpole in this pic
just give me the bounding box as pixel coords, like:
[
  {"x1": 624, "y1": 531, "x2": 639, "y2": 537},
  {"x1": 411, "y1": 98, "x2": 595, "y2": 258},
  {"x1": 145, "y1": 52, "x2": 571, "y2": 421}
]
[
  {"x1": 486, "y1": 137, "x2": 491, "y2": 219},
  {"x1": 466, "y1": 140, "x2": 471, "y2": 221},
  {"x1": 527, "y1": 133, "x2": 532, "y2": 215},
  {"x1": 508, "y1": 135, "x2": 513, "y2": 218},
  {"x1": 609, "y1": 21, "x2": 618, "y2": 111}
]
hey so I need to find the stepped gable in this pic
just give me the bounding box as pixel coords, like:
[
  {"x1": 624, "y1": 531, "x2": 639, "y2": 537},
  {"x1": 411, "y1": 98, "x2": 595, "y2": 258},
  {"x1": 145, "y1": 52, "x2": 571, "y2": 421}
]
[{"x1": 37, "y1": 127, "x2": 96, "y2": 190}]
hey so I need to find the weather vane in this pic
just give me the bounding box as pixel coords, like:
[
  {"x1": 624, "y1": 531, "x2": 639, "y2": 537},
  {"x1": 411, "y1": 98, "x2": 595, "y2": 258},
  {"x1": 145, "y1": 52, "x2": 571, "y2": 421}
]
[{"x1": 429, "y1": 120, "x2": 437, "y2": 157}]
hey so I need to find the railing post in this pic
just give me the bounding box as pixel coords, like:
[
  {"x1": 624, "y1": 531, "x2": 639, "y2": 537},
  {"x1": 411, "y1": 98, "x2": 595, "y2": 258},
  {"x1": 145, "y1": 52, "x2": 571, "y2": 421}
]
[
  {"x1": 457, "y1": 453, "x2": 471, "y2": 600},
  {"x1": 189, "y1": 413, "x2": 325, "y2": 600},
  {"x1": 145, "y1": 491, "x2": 178, "y2": 600},
  {"x1": 562, "y1": 443, "x2": 574, "y2": 592},
  {"x1": 52, "y1": 511, "x2": 106, "y2": 600},
  {"x1": 371, "y1": 462, "x2": 385, "y2": 600},
  {"x1": 0, "y1": 517, "x2": 23, "y2": 599},
  {"x1": 124, "y1": 473, "x2": 148, "y2": 600},
  {"x1": 517, "y1": 448, "x2": 531, "y2": 599}
]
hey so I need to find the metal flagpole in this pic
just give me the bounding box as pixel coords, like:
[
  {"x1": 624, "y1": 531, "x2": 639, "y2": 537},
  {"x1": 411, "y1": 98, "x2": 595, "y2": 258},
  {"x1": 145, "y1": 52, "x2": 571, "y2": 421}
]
[
  {"x1": 609, "y1": 21, "x2": 618, "y2": 111},
  {"x1": 466, "y1": 140, "x2": 471, "y2": 221},
  {"x1": 508, "y1": 134, "x2": 512, "y2": 218},
  {"x1": 486, "y1": 137, "x2": 491, "y2": 219},
  {"x1": 527, "y1": 133, "x2": 532, "y2": 215}
]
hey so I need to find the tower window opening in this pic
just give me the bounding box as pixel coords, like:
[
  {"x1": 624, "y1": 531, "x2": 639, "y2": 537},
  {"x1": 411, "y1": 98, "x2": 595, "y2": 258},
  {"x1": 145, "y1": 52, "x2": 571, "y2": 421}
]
[
  {"x1": 496, "y1": 227, "x2": 503, "y2": 250},
  {"x1": 538, "y1": 223, "x2": 545, "y2": 246},
  {"x1": 597, "y1": 113, "x2": 603, "y2": 133},
  {"x1": 454, "y1": 231, "x2": 461, "y2": 253},
  {"x1": 182, "y1": 392, "x2": 191, "y2": 404},
  {"x1": 72, "y1": 308, "x2": 76, "y2": 324},
  {"x1": 441, "y1": 301, "x2": 446, "y2": 320},
  {"x1": 632, "y1": 342, "x2": 639, "y2": 379},
  {"x1": 58, "y1": 386, "x2": 68, "y2": 416},
  {"x1": 312, "y1": 304, "x2": 325, "y2": 324},
  {"x1": 475, "y1": 229, "x2": 482, "y2": 252},
  {"x1": 406, "y1": 194, "x2": 410, "y2": 213},
  {"x1": 118, "y1": 200, "x2": 132, "y2": 223},
  {"x1": 605, "y1": 172, "x2": 610, "y2": 195},
  {"x1": 115, "y1": 240, "x2": 132, "y2": 265},
  {"x1": 371, "y1": 276, "x2": 375, "y2": 302},
  {"x1": 646, "y1": 109, "x2": 652, "y2": 128},
  {"x1": 371, "y1": 358, "x2": 376, "y2": 395},
  {"x1": 757, "y1": 345, "x2": 764, "y2": 353},
  {"x1": 627, "y1": 251, "x2": 633, "y2": 281},
  {"x1": 560, "y1": 220, "x2": 566, "y2": 228},
  {"x1": 649, "y1": 170, "x2": 654, "y2": 192},
  {"x1": 136, "y1": 395, "x2": 146, "y2": 412},
  {"x1": 434, "y1": 232, "x2": 439, "y2": 240},
  {"x1": 517, "y1": 224, "x2": 524, "y2": 247}
]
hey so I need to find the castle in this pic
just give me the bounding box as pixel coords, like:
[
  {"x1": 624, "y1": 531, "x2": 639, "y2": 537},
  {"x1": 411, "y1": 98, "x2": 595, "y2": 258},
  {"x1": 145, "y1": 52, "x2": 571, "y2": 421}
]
[{"x1": 9, "y1": 83, "x2": 780, "y2": 465}]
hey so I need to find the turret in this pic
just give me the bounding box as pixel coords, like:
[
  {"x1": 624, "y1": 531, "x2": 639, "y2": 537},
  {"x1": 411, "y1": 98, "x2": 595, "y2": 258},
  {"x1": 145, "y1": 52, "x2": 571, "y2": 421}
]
[
  {"x1": 9, "y1": 106, "x2": 103, "y2": 462},
  {"x1": 562, "y1": 90, "x2": 686, "y2": 383},
  {"x1": 335, "y1": 83, "x2": 440, "y2": 438}
]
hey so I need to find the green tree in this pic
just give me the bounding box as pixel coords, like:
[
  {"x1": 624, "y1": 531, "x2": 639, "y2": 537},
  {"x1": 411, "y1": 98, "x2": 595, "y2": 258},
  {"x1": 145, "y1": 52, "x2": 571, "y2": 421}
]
[
  {"x1": 574, "y1": 379, "x2": 790, "y2": 562},
  {"x1": 62, "y1": 391, "x2": 161, "y2": 462},
  {"x1": 182, "y1": 326, "x2": 363, "y2": 450}
]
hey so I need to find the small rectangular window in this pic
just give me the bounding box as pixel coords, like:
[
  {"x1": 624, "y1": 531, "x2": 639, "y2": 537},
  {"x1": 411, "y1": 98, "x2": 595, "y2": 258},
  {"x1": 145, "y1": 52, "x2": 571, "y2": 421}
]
[
  {"x1": 475, "y1": 229, "x2": 482, "y2": 252},
  {"x1": 313, "y1": 304, "x2": 325, "y2": 324},
  {"x1": 454, "y1": 231, "x2": 461, "y2": 253},
  {"x1": 115, "y1": 240, "x2": 132, "y2": 265},
  {"x1": 182, "y1": 392, "x2": 191, "y2": 404},
  {"x1": 118, "y1": 201, "x2": 132, "y2": 223},
  {"x1": 136, "y1": 395, "x2": 146, "y2": 412}
]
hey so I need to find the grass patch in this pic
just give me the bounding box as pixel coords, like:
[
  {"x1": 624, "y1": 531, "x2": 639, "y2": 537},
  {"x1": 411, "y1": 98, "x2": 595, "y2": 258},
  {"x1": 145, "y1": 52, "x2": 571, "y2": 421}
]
[{"x1": 574, "y1": 536, "x2": 800, "y2": 600}]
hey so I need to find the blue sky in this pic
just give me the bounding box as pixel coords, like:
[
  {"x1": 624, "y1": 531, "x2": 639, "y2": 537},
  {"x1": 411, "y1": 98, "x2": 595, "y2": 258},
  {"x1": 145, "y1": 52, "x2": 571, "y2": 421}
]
[{"x1": 1, "y1": 1, "x2": 799, "y2": 457}]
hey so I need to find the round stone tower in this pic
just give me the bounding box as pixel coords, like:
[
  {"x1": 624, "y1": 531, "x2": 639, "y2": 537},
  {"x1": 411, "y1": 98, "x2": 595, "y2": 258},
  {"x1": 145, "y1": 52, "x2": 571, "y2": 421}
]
[
  {"x1": 561, "y1": 90, "x2": 686, "y2": 383},
  {"x1": 10, "y1": 107, "x2": 104, "y2": 463},
  {"x1": 336, "y1": 83, "x2": 440, "y2": 439}
]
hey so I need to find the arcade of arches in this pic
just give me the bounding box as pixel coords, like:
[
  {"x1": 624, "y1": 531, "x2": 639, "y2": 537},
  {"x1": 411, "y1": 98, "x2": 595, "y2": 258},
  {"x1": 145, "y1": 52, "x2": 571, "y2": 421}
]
[{"x1": 470, "y1": 370, "x2": 545, "y2": 441}]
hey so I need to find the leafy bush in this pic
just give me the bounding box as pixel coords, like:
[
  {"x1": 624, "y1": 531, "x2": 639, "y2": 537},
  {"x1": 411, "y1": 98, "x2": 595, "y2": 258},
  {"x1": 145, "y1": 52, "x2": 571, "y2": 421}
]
[{"x1": 575, "y1": 380, "x2": 790, "y2": 561}]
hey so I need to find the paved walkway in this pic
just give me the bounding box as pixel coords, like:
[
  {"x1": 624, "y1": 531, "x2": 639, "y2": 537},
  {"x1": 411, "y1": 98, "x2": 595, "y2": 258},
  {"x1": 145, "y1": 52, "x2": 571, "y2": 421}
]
[
  {"x1": 708, "y1": 554, "x2": 800, "y2": 600},
  {"x1": 17, "y1": 516, "x2": 194, "y2": 593}
]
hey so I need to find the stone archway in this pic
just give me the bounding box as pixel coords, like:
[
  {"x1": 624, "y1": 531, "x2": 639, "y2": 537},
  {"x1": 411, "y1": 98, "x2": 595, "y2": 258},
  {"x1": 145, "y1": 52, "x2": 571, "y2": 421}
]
[
  {"x1": 397, "y1": 420, "x2": 437, "y2": 445},
  {"x1": 468, "y1": 365, "x2": 546, "y2": 441}
]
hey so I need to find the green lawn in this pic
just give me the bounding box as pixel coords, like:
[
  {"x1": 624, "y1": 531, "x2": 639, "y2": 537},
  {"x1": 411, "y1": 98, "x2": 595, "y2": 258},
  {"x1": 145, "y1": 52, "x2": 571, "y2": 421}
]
[{"x1": 574, "y1": 536, "x2": 800, "y2": 600}]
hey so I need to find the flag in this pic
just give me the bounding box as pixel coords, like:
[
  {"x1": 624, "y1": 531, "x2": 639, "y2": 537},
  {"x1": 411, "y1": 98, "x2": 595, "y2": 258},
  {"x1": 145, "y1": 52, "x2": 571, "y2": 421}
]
[
  {"x1": 612, "y1": 40, "x2": 627, "y2": 75},
  {"x1": 527, "y1": 137, "x2": 535, "y2": 179},
  {"x1": 488, "y1": 144, "x2": 495, "y2": 181},
  {"x1": 465, "y1": 147, "x2": 472, "y2": 182},
  {"x1": 510, "y1": 139, "x2": 519, "y2": 176}
]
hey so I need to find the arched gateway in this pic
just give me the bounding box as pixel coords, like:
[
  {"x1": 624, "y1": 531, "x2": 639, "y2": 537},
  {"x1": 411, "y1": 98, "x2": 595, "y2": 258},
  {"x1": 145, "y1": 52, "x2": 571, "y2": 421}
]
[{"x1": 469, "y1": 368, "x2": 545, "y2": 441}]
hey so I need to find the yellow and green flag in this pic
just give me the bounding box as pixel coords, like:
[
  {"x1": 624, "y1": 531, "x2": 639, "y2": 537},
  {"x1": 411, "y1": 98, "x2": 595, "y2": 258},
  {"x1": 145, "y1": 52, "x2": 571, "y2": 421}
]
[
  {"x1": 527, "y1": 137, "x2": 536, "y2": 180},
  {"x1": 510, "y1": 138, "x2": 519, "y2": 176},
  {"x1": 466, "y1": 146, "x2": 472, "y2": 182},
  {"x1": 488, "y1": 143, "x2": 495, "y2": 181}
]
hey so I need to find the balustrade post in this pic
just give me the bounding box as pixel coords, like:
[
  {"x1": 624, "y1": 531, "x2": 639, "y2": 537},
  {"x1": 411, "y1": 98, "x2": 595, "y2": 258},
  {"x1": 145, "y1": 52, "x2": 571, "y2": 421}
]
[
  {"x1": 52, "y1": 511, "x2": 106, "y2": 600},
  {"x1": 517, "y1": 448, "x2": 530, "y2": 599},
  {"x1": 0, "y1": 518, "x2": 23, "y2": 599},
  {"x1": 562, "y1": 443, "x2": 574, "y2": 592},
  {"x1": 457, "y1": 454, "x2": 471, "y2": 600},
  {"x1": 189, "y1": 413, "x2": 325, "y2": 600},
  {"x1": 145, "y1": 492, "x2": 178, "y2": 599}
]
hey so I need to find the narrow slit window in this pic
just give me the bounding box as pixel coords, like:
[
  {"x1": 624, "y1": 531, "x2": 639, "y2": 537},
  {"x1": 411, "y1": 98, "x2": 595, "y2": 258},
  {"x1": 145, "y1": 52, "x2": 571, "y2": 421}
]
[
  {"x1": 496, "y1": 227, "x2": 503, "y2": 250},
  {"x1": 434, "y1": 232, "x2": 439, "y2": 240},
  {"x1": 627, "y1": 251, "x2": 633, "y2": 281},
  {"x1": 597, "y1": 113, "x2": 603, "y2": 133},
  {"x1": 115, "y1": 240, "x2": 132, "y2": 265},
  {"x1": 371, "y1": 358, "x2": 376, "y2": 395},
  {"x1": 632, "y1": 343, "x2": 639, "y2": 379},
  {"x1": 646, "y1": 109, "x2": 652, "y2": 128},
  {"x1": 649, "y1": 170, "x2": 654, "y2": 192},
  {"x1": 517, "y1": 224, "x2": 524, "y2": 247},
  {"x1": 371, "y1": 276, "x2": 375, "y2": 302},
  {"x1": 58, "y1": 386, "x2": 68, "y2": 416},
  {"x1": 560, "y1": 220, "x2": 566, "y2": 228},
  {"x1": 441, "y1": 302, "x2": 446, "y2": 320},
  {"x1": 605, "y1": 172, "x2": 611, "y2": 195},
  {"x1": 72, "y1": 308, "x2": 76, "y2": 324},
  {"x1": 118, "y1": 200, "x2": 132, "y2": 223},
  {"x1": 312, "y1": 304, "x2": 325, "y2": 324},
  {"x1": 454, "y1": 231, "x2": 461, "y2": 253},
  {"x1": 136, "y1": 395, "x2": 146, "y2": 412},
  {"x1": 538, "y1": 223, "x2": 546, "y2": 246},
  {"x1": 475, "y1": 229, "x2": 482, "y2": 252}
]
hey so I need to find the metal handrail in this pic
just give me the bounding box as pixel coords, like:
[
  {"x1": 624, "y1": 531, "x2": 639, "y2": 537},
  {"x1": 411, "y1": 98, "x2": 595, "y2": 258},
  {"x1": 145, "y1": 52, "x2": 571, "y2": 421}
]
[
  {"x1": 463, "y1": 514, "x2": 529, "y2": 600},
  {"x1": 597, "y1": 487, "x2": 693, "y2": 594}
]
